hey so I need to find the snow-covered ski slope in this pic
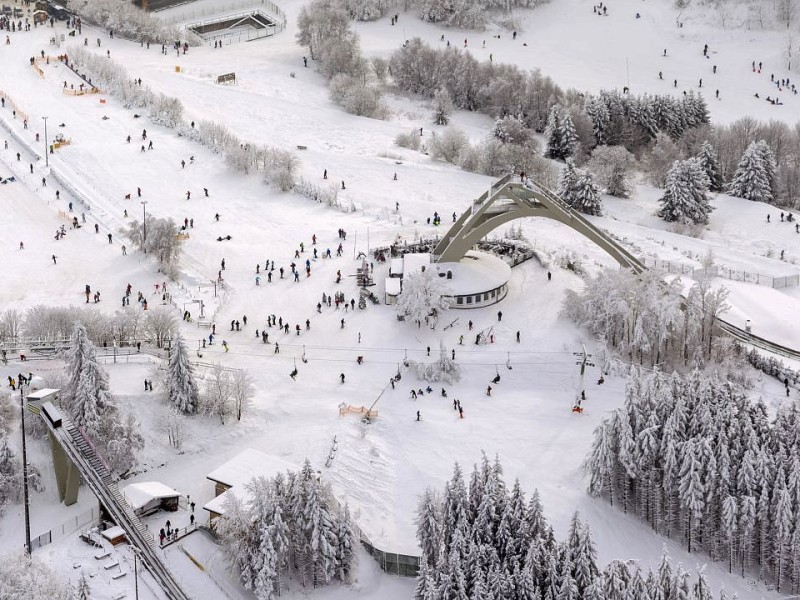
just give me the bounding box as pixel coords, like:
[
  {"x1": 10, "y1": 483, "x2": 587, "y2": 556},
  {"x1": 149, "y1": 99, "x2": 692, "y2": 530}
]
[{"x1": 0, "y1": 0, "x2": 798, "y2": 597}]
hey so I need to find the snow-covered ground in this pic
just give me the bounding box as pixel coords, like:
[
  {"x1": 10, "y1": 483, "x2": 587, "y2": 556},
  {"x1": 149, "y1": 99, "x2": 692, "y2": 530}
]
[{"x1": 0, "y1": 0, "x2": 799, "y2": 598}]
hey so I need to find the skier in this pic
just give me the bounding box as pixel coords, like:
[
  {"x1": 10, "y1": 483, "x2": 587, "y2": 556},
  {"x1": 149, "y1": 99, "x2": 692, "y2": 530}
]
[
  {"x1": 107, "y1": 233, "x2": 113, "y2": 244},
  {"x1": 497, "y1": 311, "x2": 502, "y2": 322},
  {"x1": 416, "y1": 411, "x2": 421, "y2": 421},
  {"x1": 340, "y1": 373, "x2": 345, "y2": 384},
  {"x1": 204, "y1": 188, "x2": 209, "y2": 197},
  {"x1": 547, "y1": 271, "x2": 552, "y2": 281},
  {"x1": 486, "y1": 385, "x2": 492, "y2": 396}
]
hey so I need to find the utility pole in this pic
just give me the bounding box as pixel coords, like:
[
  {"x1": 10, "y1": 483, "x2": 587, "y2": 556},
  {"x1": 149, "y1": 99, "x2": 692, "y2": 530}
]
[
  {"x1": 140, "y1": 200, "x2": 147, "y2": 250},
  {"x1": 42, "y1": 116, "x2": 49, "y2": 167},
  {"x1": 572, "y1": 345, "x2": 594, "y2": 412},
  {"x1": 19, "y1": 383, "x2": 31, "y2": 555}
]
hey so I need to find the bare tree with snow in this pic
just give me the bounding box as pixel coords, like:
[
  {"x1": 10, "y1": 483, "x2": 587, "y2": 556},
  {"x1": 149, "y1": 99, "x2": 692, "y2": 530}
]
[{"x1": 395, "y1": 268, "x2": 451, "y2": 329}]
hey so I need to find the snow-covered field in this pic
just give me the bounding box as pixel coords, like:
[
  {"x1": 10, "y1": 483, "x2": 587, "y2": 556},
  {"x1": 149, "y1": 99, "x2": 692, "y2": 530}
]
[{"x1": 1, "y1": 0, "x2": 799, "y2": 597}]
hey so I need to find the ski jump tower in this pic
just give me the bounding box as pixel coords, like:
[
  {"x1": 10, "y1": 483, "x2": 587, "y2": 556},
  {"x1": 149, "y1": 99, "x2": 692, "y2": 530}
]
[{"x1": 433, "y1": 173, "x2": 645, "y2": 273}]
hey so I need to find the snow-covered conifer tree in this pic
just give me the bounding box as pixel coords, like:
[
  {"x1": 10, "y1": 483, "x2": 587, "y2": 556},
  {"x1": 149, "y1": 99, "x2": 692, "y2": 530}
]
[
  {"x1": 696, "y1": 140, "x2": 721, "y2": 192},
  {"x1": 556, "y1": 159, "x2": 579, "y2": 202},
  {"x1": 166, "y1": 334, "x2": 199, "y2": 415},
  {"x1": 417, "y1": 488, "x2": 442, "y2": 567},
  {"x1": 63, "y1": 322, "x2": 115, "y2": 431},
  {"x1": 544, "y1": 105, "x2": 578, "y2": 161},
  {"x1": 584, "y1": 96, "x2": 610, "y2": 147},
  {"x1": 571, "y1": 172, "x2": 602, "y2": 216},
  {"x1": 658, "y1": 158, "x2": 713, "y2": 225},
  {"x1": 728, "y1": 141, "x2": 773, "y2": 203},
  {"x1": 335, "y1": 504, "x2": 356, "y2": 583}
]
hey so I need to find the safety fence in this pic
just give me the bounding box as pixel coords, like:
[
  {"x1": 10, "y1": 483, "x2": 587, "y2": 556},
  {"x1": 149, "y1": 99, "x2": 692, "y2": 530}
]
[
  {"x1": 695, "y1": 265, "x2": 799, "y2": 288},
  {"x1": 31, "y1": 506, "x2": 100, "y2": 551},
  {"x1": 0, "y1": 89, "x2": 30, "y2": 123},
  {"x1": 641, "y1": 257, "x2": 800, "y2": 289}
]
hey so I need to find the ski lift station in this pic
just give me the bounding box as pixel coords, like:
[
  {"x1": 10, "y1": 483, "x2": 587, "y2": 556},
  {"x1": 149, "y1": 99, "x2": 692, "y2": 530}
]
[{"x1": 385, "y1": 250, "x2": 511, "y2": 309}]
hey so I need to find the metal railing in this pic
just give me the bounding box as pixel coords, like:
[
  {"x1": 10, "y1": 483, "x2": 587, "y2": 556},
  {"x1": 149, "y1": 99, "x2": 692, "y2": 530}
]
[
  {"x1": 31, "y1": 506, "x2": 101, "y2": 550},
  {"x1": 160, "y1": 0, "x2": 285, "y2": 26},
  {"x1": 642, "y1": 257, "x2": 800, "y2": 288}
]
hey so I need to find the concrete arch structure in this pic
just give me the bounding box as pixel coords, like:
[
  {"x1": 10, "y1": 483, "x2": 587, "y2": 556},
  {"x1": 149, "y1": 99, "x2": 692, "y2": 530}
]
[{"x1": 433, "y1": 173, "x2": 645, "y2": 273}]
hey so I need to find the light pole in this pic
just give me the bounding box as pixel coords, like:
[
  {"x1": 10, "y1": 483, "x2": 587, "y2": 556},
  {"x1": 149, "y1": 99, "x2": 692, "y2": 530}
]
[
  {"x1": 140, "y1": 200, "x2": 147, "y2": 250},
  {"x1": 130, "y1": 546, "x2": 142, "y2": 600},
  {"x1": 42, "y1": 116, "x2": 49, "y2": 167},
  {"x1": 19, "y1": 382, "x2": 31, "y2": 555}
]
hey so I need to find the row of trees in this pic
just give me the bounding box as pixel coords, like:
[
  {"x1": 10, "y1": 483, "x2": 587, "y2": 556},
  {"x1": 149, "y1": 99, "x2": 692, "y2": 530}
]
[
  {"x1": 586, "y1": 368, "x2": 800, "y2": 592},
  {"x1": 417, "y1": 454, "x2": 731, "y2": 599},
  {"x1": 67, "y1": 46, "x2": 298, "y2": 191},
  {"x1": 314, "y1": 0, "x2": 543, "y2": 28},
  {"x1": 562, "y1": 271, "x2": 731, "y2": 370},
  {"x1": 64, "y1": 0, "x2": 199, "y2": 46},
  {"x1": 0, "y1": 305, "x2": 177, "y2": 350},
  {"x1": 388, "y1": 38, "x2": 800, "y2": 208},
  {"x1": 297, "y1": 0, "x2": 388, "y2": 119},
  {"x1": 218, "y1": 460, "x2": 356, "y2": 599}
]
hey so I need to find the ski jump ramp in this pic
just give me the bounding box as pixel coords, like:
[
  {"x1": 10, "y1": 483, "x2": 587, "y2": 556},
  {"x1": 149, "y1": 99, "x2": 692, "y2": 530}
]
[{"x1": 435, "y1": 174, "x2": 800, "y2": 361}]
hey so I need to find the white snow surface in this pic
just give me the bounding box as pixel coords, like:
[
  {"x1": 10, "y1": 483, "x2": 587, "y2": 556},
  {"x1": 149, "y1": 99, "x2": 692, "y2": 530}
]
[{"x1": 0, "y1": 0, "x2": 798, "y2": 598}]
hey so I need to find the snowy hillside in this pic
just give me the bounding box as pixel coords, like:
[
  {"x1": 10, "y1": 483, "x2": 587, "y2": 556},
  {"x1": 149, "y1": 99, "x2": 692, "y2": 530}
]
[{"x1": 0, "y1": 0, "x2": 799, "y2": 597}]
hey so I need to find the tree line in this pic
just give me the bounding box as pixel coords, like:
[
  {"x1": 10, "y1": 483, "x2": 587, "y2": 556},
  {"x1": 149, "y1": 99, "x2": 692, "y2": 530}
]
[
  {"x1": 416, "y1": 454, "x2": 733, "y2": 599},
  {"x1": 218, "y1": 460, "x2": 356, "y2": 599},
  {"x1": 586, "y1": 368, "x2": 800, "y2": 593}
]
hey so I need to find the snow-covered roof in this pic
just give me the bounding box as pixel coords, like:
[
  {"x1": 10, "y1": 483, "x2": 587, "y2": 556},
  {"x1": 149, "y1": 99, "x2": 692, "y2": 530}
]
[
  {"x1": 434, "y1": 251, "x2": 511, "y2": 296},
  {"x1": 203, "y1": 489, "x2": 238, "y2": 515},
  {"x1": 206, "y1": 449, "x2": 295, "y2": 488},
  {"x1": 26, "y1": 388, "x2": 60, "y2": 401},
  {"x1": 385, "y1": 277, "x2": 401, "y2": 296},
  {"x1": 389, "y1": 258, "x2": 403, "y2": 276},
  {"x1": 101, "y1": 526, "x2": 125, "y2": 541},
  {"x1": 204, "y1": 450, "x2": 296, "y2": 517},
  {"x1": 401, "y1": 253, "x2": 431, "y2": 275},
  {"x1": 122, "y1": 481, "x2": 181, "y2": 510}
]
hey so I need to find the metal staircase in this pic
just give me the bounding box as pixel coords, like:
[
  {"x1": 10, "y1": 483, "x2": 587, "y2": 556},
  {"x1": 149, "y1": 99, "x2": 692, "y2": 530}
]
[{"x1": 44, "y1": 416, "x2": 188, "y2": 600}]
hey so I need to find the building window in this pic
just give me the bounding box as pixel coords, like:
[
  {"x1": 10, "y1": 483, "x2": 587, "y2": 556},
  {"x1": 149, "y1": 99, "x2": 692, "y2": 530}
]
[
  {"x1": 457, "y1": 297, "x2": 463, "y2": 305},
  {"x1": 475, "y1": 295, "x2": 481, "y2": 302},
  {"x1": 447, "y1": 270, "x2": 452, "y2": 279},
  {"x1": 467, "y1": 296, "x2": 472, "y2": 304}
]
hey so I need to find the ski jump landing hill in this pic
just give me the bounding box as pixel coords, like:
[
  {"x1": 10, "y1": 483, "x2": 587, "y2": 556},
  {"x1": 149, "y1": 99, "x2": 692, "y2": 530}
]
[
  {"x1": 436, "y1": 173, "x2": 800, "y2": 362},
  {"x1": 39, "y1": 402, "x2": 190, "y2": 600}
]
